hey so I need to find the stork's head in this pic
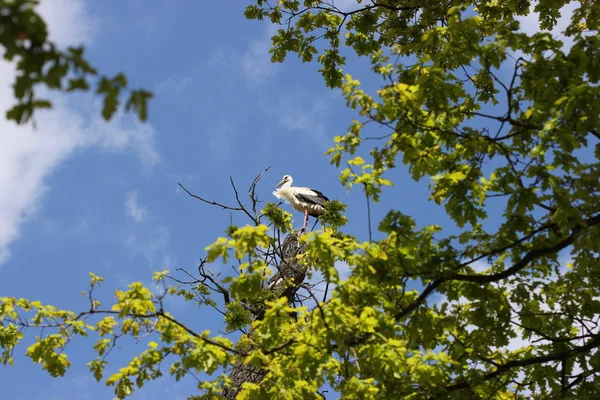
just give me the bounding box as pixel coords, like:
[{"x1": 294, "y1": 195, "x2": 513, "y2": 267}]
[{"x1": 275, "y1": 174, "x2": 293, "y2": 189}]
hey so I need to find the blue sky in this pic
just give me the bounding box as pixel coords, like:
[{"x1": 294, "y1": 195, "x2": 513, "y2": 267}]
[{"x1": 0, "y1": 1, "x2": 581, "y2": 399}]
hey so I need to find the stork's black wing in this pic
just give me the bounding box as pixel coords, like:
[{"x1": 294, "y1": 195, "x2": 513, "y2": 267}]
[
  {"x1": 295, "y1": 189, "x2": 329, "y2": 207},
  {"x1": 310, "y1": 188, "x2": 329, "y2": 203}
]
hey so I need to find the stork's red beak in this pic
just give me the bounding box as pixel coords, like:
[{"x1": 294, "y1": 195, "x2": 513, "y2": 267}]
[{"x1": 275, "y1": 179, "x2": 286, "y2": 189}]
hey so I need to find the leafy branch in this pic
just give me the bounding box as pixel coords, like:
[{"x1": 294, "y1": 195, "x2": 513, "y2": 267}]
[{"x1": 0, "y1": 0, "x2": 152, "y2": 124}]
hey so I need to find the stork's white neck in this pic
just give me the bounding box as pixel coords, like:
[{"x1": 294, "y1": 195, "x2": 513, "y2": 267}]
[
  {"x1": 280, "y1": 180, "x2": 292, "y2": 190},
  {"x1": 273, "y1": 180, "x2": 294, "y2": 203}
]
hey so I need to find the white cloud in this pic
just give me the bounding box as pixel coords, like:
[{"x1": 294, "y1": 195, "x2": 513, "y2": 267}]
[
  {"x1": 37, "y1": 0, "x2": 99, "y2": 46},
  {"x1": 125, "y1": 192, "x2": 149, "y2": 223},
  {"x1": 207, "y1": 119, "x2": 238, "y2": 164},
  {"x1": 40, "y1": 218, "x2": 90, "y2": 241},
  {"x1": 516, "y1": 1, "x2": 579, "y2": 51},
  {"x1": 236, "y1": 1, "x2": 363, "y2": 83},
  {"x1": 207, "y1": 24, "x2": 281, "y2": 85},
  {"x1": 0, "y1": 0, "x2": 160, "y2": 265},
  {"x1": 265, "y1": 89, "x2": 339, "y2": 150},
  {"x1": 126, "y1": 0, "x2": 159, "y2": 40},
  {"x1": 154, "y1": 75, "x2": 193, "y2": 96},
  {"x1": 468, "y1": 260, "x2": 490, "y2": 273},
  {"x1": 123, "y1": 225, "x2": 170, "y2": 265},
  {"x1": 240, "y1": 24, "x2": 280, "y2": 84},
  {"x1": 331, "y1": 0, "x2": 363, "y2": 11},
  {"x1": 83, "y1": 111, "x2": 159, "y2": 168}
]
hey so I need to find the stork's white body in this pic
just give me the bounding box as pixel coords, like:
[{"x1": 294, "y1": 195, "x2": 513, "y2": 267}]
[
  {"x1": 273, "y1": 175, "x2": 329, "y2": 230},
  {"x1": 274, "y1": 185, "x2": 325, "y2": 216}
]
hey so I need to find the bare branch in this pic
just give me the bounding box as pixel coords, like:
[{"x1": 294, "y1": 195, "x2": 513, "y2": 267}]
[
  {"x1": 196, "y1": 259, "x2": 232, "y2": 305},
  {"x1": 179, "y1": 183, "x2": 243, "y2": 211},
  {"x1": 229, "y1": 176, "x2": 259, "y2": 224},
  {"x1": 248, "y1": 166, "x2": 272, "y2": 220}
]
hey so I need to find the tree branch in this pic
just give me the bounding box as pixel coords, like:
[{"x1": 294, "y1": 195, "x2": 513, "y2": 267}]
[
  {"x1": 443, "y1": 334, "x2": 600, "y2": 395},
  {"x1": 393, "y1": 213, "x2": 600, "y2": 322},
  {"x1": 453, "y1": 213, "x2": 600, "y2": 283},
  {"x1": 248, "y1": 166, "x2": 271, "y2": 221},
  {"x1": 11, "y1": 308, "x2": 242, "y2": 355},
  {"x1": 229, "y1": 176, "x2": 259, "y2": 224},
  {"x1": 178, "y1": 183, "x2": 244, "y2": 212}
]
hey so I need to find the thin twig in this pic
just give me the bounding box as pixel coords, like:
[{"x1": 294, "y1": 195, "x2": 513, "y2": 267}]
[
  {"x1": 322, "y1": 281, "x2": 330, "y2": 303},
  {"x1": 229, "y1": 176, "x2": 259, "y2": 224},
  {"x1": 365, "y1": 185, "x2": 372, "y2": 242},
  {"x1": 248, "y1": 166, "x2": 272, "y2": 221},
  {"x1": 13, "y1": 308, "x2": 242, "y2": 355},
  {"x1": 178, "y1": 183, "x2": 243, "y2": 211}
]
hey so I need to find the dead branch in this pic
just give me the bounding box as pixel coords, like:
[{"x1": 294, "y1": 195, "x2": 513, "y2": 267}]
[
  {"x1": 223, "y1": 229, "x2": 309, "y2": 399},
  {"x1": 178, "y1": 183, "x2": 243, "y2": 212}
]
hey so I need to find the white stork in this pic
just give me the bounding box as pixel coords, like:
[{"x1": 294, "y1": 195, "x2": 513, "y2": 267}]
[{"x1": 273, "y1": 175, "x2": 329, "y2": 230}]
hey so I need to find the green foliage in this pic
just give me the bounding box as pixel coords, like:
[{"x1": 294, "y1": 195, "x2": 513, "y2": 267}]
[
  {"x1": 0, "y1": 0, "x2": 152, "y2": 124},
  {"x1": 224, "y1": 302, "x2": 253, "y2": 332},
  {"x1": 301, "y1": 229, "x2": 358, "y2": 283},
  {"x1": 244, "y1": 0, "x2": 600, "y2": 397},
  {"x1": 206, "y1": 224, "x2": 271, "y2": 264},
  {"x1": 318, "y1": 200, "x2": 348, "y2": 231},
  {"x1": 3, "y1": 0, "x2": 600, "y2": 399},
  {"x1": 1, "y1": 273, "x2": 238, "y2": 399},
  {"x1": 0, "y1": 322, "x2": 21, "y2": 365},
  {"x1": 261, "y1": 202, "x2": 293, "y2": 233},
  {"x1": 26, "y1": 334, "x2": 71, "y2": 377}
]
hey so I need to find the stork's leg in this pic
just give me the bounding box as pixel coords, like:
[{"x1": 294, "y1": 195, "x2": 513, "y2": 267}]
[
  {"x1": 310, "y1": 218, "x2": 319, "y2": 232},
  {"x1": 302, "y1": 210, "x2": 309, "y2": 231}
]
